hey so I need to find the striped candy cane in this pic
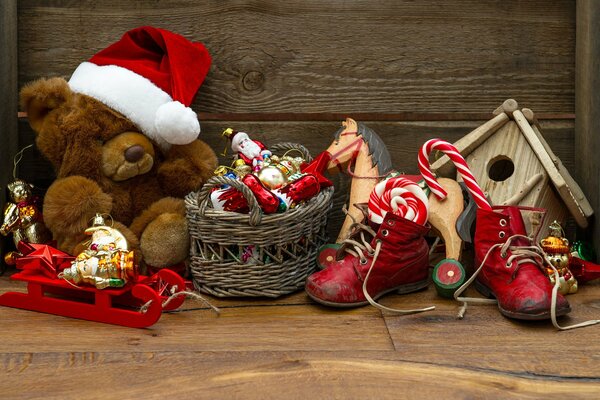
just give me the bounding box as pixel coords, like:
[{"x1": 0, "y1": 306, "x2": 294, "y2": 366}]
[{"x1": 418, "y1": 139, "x2": 492, "y2": 210}]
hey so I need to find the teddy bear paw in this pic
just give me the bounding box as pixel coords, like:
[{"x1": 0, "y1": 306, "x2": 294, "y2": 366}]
[{"x1": 140, "y1": 213, "x2": 189, "y2": 268}]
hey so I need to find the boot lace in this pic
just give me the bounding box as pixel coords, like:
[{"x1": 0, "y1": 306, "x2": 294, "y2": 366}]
[
  {"x1": 341, "y1": 210, "x2": 435, "y2": 315},
  {"x1": 454, "y1": 234, "x2": 600, "y2": 330}
]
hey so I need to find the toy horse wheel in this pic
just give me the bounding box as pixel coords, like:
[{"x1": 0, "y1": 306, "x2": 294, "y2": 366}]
[
  {"x1": 316, "y1": 244, "x2": 341, "y2": 270},
  {"x1": 432, "y1": 259, "x2": 466, "y2": 298}
]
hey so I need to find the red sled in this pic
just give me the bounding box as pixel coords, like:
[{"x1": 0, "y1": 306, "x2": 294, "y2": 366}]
[{"x1": 0, "y1": 269, "x2": 186, "y2": 328}]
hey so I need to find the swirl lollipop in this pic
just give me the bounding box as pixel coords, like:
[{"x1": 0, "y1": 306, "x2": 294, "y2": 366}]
[{"x1": 368, "y1": 177, "x2": 429, "y2": 225}]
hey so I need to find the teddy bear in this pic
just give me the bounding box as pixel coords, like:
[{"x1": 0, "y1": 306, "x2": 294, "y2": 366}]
[{"x1": 18, "y1": 26, "x2": 218, "y2": 271}]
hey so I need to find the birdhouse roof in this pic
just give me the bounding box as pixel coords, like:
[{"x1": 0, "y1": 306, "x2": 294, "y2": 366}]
[{"x1": 430, "y1": 99, "x2": 593, "y2": 228}]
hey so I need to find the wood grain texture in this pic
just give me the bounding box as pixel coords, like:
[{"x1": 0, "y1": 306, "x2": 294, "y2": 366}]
[
  {"x1": 2, "y1": 351, "x2": 600, "y2": 400},
  {"x1": 2, "y1": 273, "x2": 600, "y2": 399},
  {"x1": 0, "y1": 0, "x2": 18, "y2": 265},
  {"x1": 18, "y1": 0, "x2": 575, "y2": 114},
  {"x1": 381, "y1": 281, "x2": 600, "y2": 378},
  {"x1": 575, "y1": 1, "x2": 600, "y2": 254}
]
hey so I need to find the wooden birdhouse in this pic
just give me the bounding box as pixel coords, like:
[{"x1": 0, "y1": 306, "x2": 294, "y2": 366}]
[{"x1": 431, "y1": 99, "x2": 593, "y2": 237}]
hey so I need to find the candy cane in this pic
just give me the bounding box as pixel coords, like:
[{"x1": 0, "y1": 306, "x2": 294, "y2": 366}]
[
  {"x1": 368, "y1": 177, "x2": 429, "y2": 225},
  {"x1": 418, "y1": 139, "x2": 492, "y2": 210}
]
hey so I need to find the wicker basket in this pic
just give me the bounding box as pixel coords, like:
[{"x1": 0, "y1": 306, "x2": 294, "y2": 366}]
[{"x1": 185, "y1": 143, "x2": 334, "y2": 298}]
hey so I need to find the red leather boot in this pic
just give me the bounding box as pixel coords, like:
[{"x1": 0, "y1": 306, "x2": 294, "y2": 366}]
[
  {"x1": 305, "y1": 211, "x2": 434, "y2": 314},
  {"x1": 456, "y1": 205, "x2": 571, "y2": 320}
]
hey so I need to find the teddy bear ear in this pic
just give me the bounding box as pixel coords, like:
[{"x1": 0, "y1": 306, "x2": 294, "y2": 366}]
[{"x1": 19, "y1": 77, "x2": 73, "y2": 133}]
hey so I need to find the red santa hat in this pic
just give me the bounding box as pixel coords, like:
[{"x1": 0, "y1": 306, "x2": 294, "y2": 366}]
[{"x1": 68, "y1": 26, "x2": 211, "y2": 151}]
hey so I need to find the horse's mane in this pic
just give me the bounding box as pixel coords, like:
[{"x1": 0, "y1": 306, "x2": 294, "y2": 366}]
[{"x1": 334, "y1": 123, "x2": 394, "y2": 175}]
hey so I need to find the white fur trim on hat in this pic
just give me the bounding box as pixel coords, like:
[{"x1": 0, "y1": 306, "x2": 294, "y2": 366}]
[
  {"x1": 68, "y1": 62, "x2": 200, "y2": 150},
  {"x1": 155, "y1": 101, "x2": 200, "y2": 145}
]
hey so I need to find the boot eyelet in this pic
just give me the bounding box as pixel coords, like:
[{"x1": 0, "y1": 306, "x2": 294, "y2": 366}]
[
  {"x1": 499, "y1": 219, "x2": 507, "y2": 227},
  {"x1": 360, "y1": 259, "x2": 368, "y2": 265},
  {"x1": 505, "y1": 262, "x2": 512, "y2": 268},
  {"x1": 499, "y1": 231, "x2": 506, "y2": 239},
  {"x1": 500, "y1": 251, "x2": 507, "y2": 259},
  {"x1": 387, "y1": 220, "x2": 395, "y2": 226},
  {"x1": 381, "y1": 229, "x2": 389, "y2": 237}
]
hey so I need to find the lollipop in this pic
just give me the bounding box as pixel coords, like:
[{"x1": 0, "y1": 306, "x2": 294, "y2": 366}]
[{"x1": 368, "y1": 177, "x2": 429, "y2": 225}]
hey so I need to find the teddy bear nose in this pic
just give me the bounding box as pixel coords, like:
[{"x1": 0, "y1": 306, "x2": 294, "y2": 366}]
[{"x1": 124, "y1": 145, "x2": 145, "y2": 162}]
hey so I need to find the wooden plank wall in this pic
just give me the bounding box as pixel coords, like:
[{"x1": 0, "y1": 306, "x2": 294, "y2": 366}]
[
  {"x1": 1, "y1": 0, "x2": 18, "y2": 262},
  {"x1": 576, "y1": 1, "x2": 600, "y2": 257},
  {"x1": 15, "y1": 0, "x2": 577, "y2": 236}
]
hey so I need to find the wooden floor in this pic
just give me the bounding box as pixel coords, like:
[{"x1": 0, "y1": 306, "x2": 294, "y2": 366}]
[{"x1": 1, "y1": 266, "x2": 600, "y2": 399}]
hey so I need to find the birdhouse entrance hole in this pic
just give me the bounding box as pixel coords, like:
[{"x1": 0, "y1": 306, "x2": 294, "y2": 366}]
[{"x1": 488, "y1": 156, "x2": 515, "y2": 182}]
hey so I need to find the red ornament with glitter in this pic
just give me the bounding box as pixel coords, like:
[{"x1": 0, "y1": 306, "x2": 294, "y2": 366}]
[
  {"x1": 275, "y1": 174, "x2": 320, "y2": 207},
  {"x1": 241, "y1": 174, "x2": 284, "y2": 214},
  {"x1": 210, "y1": 187, "x2": 250, "y2": 213}
]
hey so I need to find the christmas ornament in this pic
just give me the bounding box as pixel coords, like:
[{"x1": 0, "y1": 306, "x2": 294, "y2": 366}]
[
  {"x1": 257, "y1": 165, "x2": 288, "y2": 190},
  {"x1": 60, "y1": 214, "x2": 137, "y2": 289},
  {"x1": 367, "y1": 176, "x2": 429, "y2": 225},
  {"x1": 274, "y1": 174, "x2": 321, "y2": 208},
  {"x1": 232, "y1": 159, "x2": 252, "y2": 178},
  {"x1": 210, "y1": 187, "x2": 250, "y2": 213},
  {"x1": 15, "y1": 241, "x2": 74, "y2": 279},
  {"x1": 222, "y1": 128, "x2": 272, "y2": 171},
  {"x1": 301, "y1": 151, "x2": 334, "y2": 188},
  {"x1": 241, "y1": 174, "x2": 285, "y2": 214},
  {"x1": 540, "y1": 221, "x2": 577, "y2": 295},
  {"x1": 419, "y1": 138, "x2": 492, "y2": 211},
  {"x1": 1, "y1": 146, "x2": 52, "y2": 265},
  {"x1": 571, "y1": 240, "x2": 596, "y2": 262}
]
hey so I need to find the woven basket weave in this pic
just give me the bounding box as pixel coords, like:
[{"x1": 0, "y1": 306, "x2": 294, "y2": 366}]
[{"x1": 185, "y1": 143, "x2": 333, "y2": 298}]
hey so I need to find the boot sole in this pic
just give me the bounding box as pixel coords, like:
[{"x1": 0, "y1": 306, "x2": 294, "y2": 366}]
[
  {"x1": 306, "y1": 279, "x2": 430, "y2": 308},
  {"x1": 474, "y1": 280, "x2": 572, "y2": 321}
]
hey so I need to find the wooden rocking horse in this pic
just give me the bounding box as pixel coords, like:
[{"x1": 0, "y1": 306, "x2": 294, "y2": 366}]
[
  {"x1": 324, "y1": 118, "x2": 394, "y2": 242},
  {"x1": 308, "y1": 118, "x2": 471, "y2": 296}
]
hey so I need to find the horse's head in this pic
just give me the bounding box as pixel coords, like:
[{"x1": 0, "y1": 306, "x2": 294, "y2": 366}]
[{"x1": 324, "y1": 118, "x2": 363, "y2": 172}]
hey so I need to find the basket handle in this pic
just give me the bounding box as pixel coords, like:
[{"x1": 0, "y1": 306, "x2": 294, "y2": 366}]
[
  {"x1": 196, "y1": 175, "x2": 263, "y2": 226},
  {"x1": 269, "y1": 142, "x2": 313, "y2": 163}
]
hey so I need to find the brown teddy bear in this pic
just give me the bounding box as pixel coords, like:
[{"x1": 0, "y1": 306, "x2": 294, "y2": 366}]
[{"x1": 19, "y1": 27, "x2": 218, "y2": 271}]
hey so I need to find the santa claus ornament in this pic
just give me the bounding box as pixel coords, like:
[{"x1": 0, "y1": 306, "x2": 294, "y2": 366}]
[{"x1": 222, "y1": 128, "x2": 272, "y2": 171}]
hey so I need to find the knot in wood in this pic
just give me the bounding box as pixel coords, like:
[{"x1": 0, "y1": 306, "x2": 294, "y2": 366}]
[{"x1": 242, "y1": 70, "x2": 265, "y2": 92}]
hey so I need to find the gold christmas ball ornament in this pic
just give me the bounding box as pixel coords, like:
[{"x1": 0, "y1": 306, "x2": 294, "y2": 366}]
[{"x1": 257, "y1": 166, "x2": 288, "y2": 189}]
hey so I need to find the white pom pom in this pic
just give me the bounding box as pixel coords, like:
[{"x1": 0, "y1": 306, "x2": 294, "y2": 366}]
[{"x1": 154, "y1": 101, "x2": 200, "y2": 145}]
